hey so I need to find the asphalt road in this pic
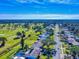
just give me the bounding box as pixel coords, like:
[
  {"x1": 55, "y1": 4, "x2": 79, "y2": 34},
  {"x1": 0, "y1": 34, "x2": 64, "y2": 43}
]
[{"x1": 53, "y1": 24, "x2": 64, "y2": 59}]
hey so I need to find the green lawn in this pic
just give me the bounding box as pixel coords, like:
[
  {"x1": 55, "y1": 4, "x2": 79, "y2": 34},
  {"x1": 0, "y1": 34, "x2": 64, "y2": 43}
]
[
  {"x1": 0, "y1": 24, "x2": 41, "y2": 59},
  {"x1": 0, "y1": 24, "x2": 38, "y2": 59},
  {"x1": 0, "y1": 23, "x2": 54, "y2": 59}
]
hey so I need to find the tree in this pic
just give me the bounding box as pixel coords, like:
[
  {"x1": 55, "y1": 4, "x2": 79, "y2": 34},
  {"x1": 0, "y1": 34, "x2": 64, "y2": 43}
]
[
  {"x1": 20, "y1": 31, "x2": 26, "y2": 50},
  {"x1": 70, "y1": 46, "x2": 79, "y2": 59},
  {"x1": 23, "y1": 23, "x2": 29, "y2": 29},
  {"x1": 61, "y1": 30, "x2": 65, "y2": 34},
  {"x1": 33, "y1": 25, "x2": 43, "y2": 33},
  {"x1": 16, "y1": 32, "x2": 22, "y2": 36},
  {"x1": 42, "y1": 39, "x2": 56, "y2": 59},
  {"x1": 42, "y1": 39, "x2": 56, "y2": 49},
  {"x1": 0, "y1": 37, "x2": 7, "y2": 47},
  {"x1": 14, "y1": 32, "x2": 22, "y2": 39}
]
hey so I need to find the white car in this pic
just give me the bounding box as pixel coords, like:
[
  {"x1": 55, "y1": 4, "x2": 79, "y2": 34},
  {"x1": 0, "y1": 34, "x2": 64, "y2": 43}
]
[{"x1": 13, "y1": 56, "x2": 25, "y2": 59}]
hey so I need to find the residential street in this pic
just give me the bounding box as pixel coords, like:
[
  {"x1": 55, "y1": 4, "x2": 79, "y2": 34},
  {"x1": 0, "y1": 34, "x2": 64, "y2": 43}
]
[{"x1": 53, "y1": 24, "x2": 64, "y2": 59}]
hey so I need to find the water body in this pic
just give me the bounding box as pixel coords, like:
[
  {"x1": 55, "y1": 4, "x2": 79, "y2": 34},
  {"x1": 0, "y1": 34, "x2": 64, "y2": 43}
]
[{"x1": 0, "y1": 20, "x2": 79, "y2": 24}]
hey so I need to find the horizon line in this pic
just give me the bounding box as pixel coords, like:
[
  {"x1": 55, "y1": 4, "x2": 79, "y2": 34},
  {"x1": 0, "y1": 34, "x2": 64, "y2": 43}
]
[{"x1": 0, "y1": 14, "x2": 79, "y2": 20}]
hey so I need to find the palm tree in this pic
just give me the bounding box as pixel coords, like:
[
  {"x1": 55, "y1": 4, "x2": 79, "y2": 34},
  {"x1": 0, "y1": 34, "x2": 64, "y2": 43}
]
[{"x1": 20, "y1": 31, "x2": 26, "y2": 50}]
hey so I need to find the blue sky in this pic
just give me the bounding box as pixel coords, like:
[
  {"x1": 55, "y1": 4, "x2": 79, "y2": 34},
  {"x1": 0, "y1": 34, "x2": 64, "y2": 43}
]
[{"x1": 0, "y1": 0, "x2": 79, "y2": 14}]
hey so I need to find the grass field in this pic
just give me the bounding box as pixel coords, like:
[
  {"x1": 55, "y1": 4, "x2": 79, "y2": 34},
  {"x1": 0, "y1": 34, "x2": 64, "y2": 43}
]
[{"x1": 0, "y1": 23, "x2": 54, "y2": 59}]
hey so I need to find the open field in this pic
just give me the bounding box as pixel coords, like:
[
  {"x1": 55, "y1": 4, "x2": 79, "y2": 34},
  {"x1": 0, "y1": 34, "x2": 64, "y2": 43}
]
[{"x1": 0, "y1": 23, "x2": 54, "y2": 59}]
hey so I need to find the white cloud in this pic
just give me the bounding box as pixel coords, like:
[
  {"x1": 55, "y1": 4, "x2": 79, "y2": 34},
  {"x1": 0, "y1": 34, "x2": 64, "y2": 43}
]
[
  {"x1": 16, "y1": 0, "x2": 79, "y2": 4},
  {"x1": 30, "y1": 0, "x2": 44, "y2": 4},
  {"x1": 50, "y1": 0, "x2": 79, "y2": 4},
  {"x1": 57, "y1": 0, "x2": 70, "y2": 3},
  {"x1": 0, "y1": 14, "x2": 79, "y2": 19},
  {"x1": 16, "y1": 0, "x2": 29, "y2": 3},
  {"x1": 49, "y1": 0, "x2": 70, "y2": 4}
]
